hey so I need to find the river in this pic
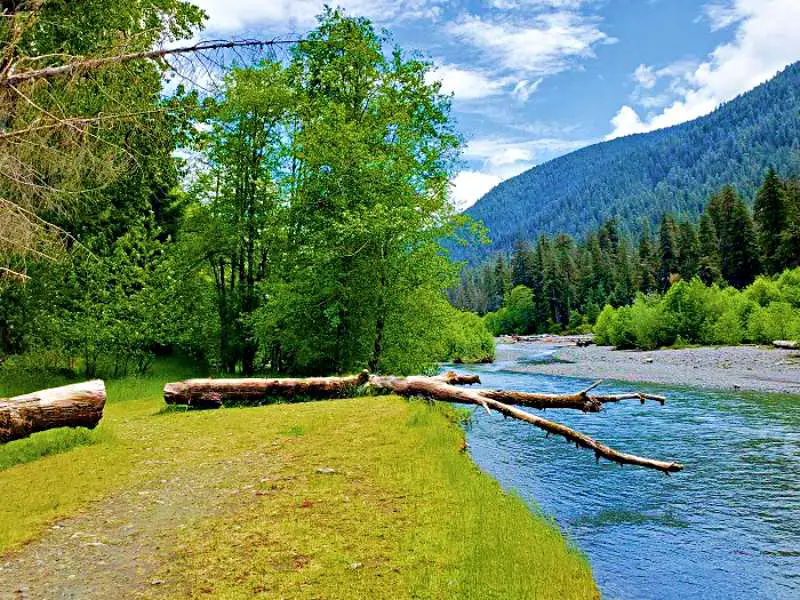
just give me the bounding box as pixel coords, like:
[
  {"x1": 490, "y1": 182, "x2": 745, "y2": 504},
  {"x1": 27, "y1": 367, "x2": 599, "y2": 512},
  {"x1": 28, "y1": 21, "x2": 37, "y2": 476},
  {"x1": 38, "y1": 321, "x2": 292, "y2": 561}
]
[{"x1": 448, "y1": 343, "x2": 800, "y2": 600}]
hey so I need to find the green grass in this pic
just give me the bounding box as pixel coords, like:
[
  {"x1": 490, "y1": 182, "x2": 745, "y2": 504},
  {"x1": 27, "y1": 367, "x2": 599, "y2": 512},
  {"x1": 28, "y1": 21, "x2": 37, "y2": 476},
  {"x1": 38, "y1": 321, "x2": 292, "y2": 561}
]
[
  {"x1": 0, "y1": 361, "x2": 597, "y2": 599},
  {"x1": 0, "y1": 426, "x2": 113, "y2": 471}
]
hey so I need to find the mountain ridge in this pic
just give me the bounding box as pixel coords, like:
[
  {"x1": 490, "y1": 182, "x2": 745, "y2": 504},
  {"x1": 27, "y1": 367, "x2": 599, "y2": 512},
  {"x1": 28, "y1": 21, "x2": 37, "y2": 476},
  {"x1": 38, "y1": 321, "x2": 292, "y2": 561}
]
[{"x1": 462, "y1": 61, "x2": 800, "y2": 260}]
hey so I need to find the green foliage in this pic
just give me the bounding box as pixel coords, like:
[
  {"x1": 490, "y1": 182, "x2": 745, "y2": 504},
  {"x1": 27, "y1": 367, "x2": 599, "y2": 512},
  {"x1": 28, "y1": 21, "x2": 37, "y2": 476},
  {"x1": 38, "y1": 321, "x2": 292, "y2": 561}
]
[
  {"x1": 595, "y1": 267, "x2": 800, "y2": 349},
  {"x1": 484, "y1": 285, "x2": 536, "y2": 335}
]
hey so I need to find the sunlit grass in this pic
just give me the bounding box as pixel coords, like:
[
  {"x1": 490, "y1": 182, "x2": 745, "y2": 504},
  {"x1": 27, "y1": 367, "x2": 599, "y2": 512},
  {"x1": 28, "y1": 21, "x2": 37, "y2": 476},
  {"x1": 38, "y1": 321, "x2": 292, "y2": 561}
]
[{"x1": 1, "y1": 361, "x2": 597, "y2": 599}]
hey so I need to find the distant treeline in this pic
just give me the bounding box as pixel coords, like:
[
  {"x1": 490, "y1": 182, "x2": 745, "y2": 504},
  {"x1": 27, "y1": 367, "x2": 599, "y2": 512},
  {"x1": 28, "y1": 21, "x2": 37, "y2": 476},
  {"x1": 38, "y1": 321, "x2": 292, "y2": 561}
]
[{"x1": 450, "y1": 169, "x2": 800, "y2": 335}]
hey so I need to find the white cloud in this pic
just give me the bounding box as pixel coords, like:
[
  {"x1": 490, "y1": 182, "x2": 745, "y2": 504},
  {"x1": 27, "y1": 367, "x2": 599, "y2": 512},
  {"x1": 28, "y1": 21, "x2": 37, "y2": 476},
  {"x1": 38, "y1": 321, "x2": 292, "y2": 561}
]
[
  {"x1": 450, "y1": 171, "x2": 503, "y2": 211},
  {"x1": 633, "y1": 64, "x2": 657, "y2": 89},
  {"x1": 511, "y1": 78, "x2": 544, "y2": 102},
  {"x1": 425, "y1": 64, "x2": 513, "y2": 100},
  {"x1": 607, "y1": 105, "x2": 645, "y2": 139},
  {"x1": 192, "y1": 0, "x2": 440, "y2": 32},
  {"x1": 608, "y1": 0, "x2": 800, "y2": 139},
  {"x1": 452, "y1": 136, "x2": 594, "y2": 209},
  {"x1": 490, "y1": 0, "x2": 589, "y2": 8},
  {"x1": 701, "y1": 2, "x2": 746, "y2": 31},
  {"x1": 446, "y1": 11, "x2": 613, "y2": 76}
]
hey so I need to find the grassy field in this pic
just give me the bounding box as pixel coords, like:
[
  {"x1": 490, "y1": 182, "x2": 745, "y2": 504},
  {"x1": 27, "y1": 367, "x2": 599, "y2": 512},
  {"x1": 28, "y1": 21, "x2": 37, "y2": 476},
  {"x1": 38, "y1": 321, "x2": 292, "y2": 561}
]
[{"x1": 0, "y1": 362, "x2": 597, "y2": 599}]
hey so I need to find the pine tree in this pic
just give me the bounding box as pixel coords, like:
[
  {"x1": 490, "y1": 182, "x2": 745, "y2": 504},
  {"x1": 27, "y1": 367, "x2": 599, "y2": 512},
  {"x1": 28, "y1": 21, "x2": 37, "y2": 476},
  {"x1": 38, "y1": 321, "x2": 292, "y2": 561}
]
[
  {"x1": 636, "y1": 221, "x2": 658, "y2": 293},
  {"x1": 492, "y1": 254, "x2": 512, "y2": 311},
  {"x1": 718, "y1": 186, "x2": 761, "y2": 288},
  {"x1": 658, "y1": 214, "x2": 679, "y2": 291},
  {"x1": 676, "y1": 220, "x2": 700, "y2": 281},
  {"x1": 697, "y1": 212, "x2": 722, "y2": 284},
  {"x1": 753, "y1": 168, "x2": 787, "y2": 274},
  {"x1": 779, "y1": 178, "x2": 800, "y2": 269},
  {"x1": 510, "y1": 240, "x2": 536, "y2": 289}
]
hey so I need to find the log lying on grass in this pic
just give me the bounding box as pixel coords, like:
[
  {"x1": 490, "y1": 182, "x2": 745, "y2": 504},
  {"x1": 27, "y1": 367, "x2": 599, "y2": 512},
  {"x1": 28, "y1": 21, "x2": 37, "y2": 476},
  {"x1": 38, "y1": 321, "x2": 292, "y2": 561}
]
[
  {"x1": 164, "y1": 371, "x2": 371, "y2": 408},
  {"x1": 163, "y1": 371, "x2": 683, "y2": 474},
  {"x1": 0, "y1": 380, "x2": 106, "y2": 444}
]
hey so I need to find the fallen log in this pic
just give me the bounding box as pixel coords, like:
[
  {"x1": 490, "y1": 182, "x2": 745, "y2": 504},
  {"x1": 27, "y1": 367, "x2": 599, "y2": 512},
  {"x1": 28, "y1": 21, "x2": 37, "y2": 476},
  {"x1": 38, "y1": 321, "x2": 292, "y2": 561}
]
[
  {"x1": 164, "y1": 371, "x2": 370, "y2": 408},
  {"x1": 773, "y1": 340, "x2": 798, "y2": 350},
  {"x1": 164, "y1": 372, "x2": 683, "y2": 474},
  {"x1": 0, "y1": 380, "x2": 106, "y2": 444}
]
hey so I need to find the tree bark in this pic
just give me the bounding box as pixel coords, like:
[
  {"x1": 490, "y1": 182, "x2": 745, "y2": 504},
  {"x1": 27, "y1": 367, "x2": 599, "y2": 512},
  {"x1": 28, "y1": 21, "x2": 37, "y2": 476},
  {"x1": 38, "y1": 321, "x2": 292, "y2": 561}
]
[
  {"x1": 164, "y1": 371, "x2": 370, "y2": 409},
  {"x1": 0, "y1": 380, "x2": 106, "y2": 444},
  {"x1": 163, "y1": 372, "x2": 683, "y2": 473}
]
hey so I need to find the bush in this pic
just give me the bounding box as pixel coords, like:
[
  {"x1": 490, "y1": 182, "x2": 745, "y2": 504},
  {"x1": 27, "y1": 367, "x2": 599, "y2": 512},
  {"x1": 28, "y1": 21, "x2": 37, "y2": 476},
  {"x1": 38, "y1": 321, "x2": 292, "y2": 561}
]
[
  {"x1": 593, "y1": 305, "x2": 616, "y2": 346},
  {"x1": 627, "y1": 295, "x2": 667, "y2": 350},
  {"x1": 592, "y1": 268, "x2": 800, "y2": 349},
  {"x1": 709, "y1": 308, "x2": 745, "y2": 345},
  {"x1": 746, "y1": 302, "x2": 800, "y2": 343},
  {"x1": 661, "y1": 279, "x2": 713, "y2": 344}
]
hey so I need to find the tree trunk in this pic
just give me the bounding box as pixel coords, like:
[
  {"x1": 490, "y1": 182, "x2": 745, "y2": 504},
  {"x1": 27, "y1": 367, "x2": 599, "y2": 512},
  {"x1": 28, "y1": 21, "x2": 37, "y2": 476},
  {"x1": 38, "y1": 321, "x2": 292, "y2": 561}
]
[
  {"x1": 163, "y1": 372, "x2": 683, "y2": 474},
  {"x1": 0, "y1": 380, "x2": 106, "y2": 444},
  {"x1": 164, "y1": 371, "x2": 370, "y2": 409}
]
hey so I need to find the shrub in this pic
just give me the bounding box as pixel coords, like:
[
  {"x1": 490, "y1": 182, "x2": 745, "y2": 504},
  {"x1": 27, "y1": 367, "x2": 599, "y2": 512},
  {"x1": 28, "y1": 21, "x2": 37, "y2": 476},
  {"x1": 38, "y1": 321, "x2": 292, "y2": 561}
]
[
  {"x1": 593, "y1": 305, "x2": 617, "y2": 346},
  {"x1": 746, "y1": 302, "x2": 800, "y2": 343},
  {"x1": 661, "y1": 279, "x2": 713, "y2": 344},
  {"x1": 709, "y1": 308, "x2": 745, "y2": 345},
  {"x1": 627, "y1": 295, "x2": 667, "y2": 350}
]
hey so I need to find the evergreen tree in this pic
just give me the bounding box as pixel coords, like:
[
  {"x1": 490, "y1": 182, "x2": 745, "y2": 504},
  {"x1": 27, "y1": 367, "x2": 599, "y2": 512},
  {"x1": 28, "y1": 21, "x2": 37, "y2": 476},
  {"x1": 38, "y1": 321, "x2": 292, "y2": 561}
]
[
  {"x1": 510, "y1": 240, "x2": 536, "y2": 289},
  {"x1": 636, "y1": 221, "x2": 658, "y2": 294},
  {"x1": 697, "y1": 212, "x2": 722, "y2": 285},
  {"x1": 779, "y1": 179, "x2": 800, "y2": 269},
  {"x1": 718, "y1": 186, "x2": 761, "y2": 288},
  {"x1": 753, "y1": 168, "x2": 787, "y2": 274},
  {"x1": 676, "y1": 221, "x2": 700, "y2": 281},
  {"x1": 492, "y1": 254, "x2": 512, "y2": 311},
  {"x1": 658, "y1": 214, "x2": 679, "y2": 291}
]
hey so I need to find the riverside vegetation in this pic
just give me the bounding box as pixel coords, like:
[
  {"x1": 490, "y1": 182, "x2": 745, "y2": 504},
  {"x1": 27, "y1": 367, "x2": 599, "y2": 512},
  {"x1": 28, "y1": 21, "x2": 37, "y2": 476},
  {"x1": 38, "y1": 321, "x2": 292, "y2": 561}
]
[
  {"x1": 0, "y1": 5, "x2": 494, "y2": 381},
  {"x1": 455, "y1": 170, "x2": 800, "y2": 344}
]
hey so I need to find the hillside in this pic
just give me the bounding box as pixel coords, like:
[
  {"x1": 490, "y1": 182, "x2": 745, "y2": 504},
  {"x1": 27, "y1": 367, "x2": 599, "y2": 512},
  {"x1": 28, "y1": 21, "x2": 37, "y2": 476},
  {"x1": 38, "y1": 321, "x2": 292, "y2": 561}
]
[{"x1": 463, "y1": 61, "x2": 800, "y2": 260}]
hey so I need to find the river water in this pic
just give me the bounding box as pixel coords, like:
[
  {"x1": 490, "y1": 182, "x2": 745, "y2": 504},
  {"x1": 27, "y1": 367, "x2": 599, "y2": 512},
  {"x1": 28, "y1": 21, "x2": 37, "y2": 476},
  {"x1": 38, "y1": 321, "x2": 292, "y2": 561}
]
[{"x1": 448, "y1": 343, "x2": 800, "y2": 600}]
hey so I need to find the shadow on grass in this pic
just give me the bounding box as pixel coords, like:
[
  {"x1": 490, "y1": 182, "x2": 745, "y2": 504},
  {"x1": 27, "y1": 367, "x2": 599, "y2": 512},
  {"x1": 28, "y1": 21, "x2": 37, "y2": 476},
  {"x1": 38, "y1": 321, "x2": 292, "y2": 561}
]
[{"x1": 0, "y1": 426, "x2": 114, "y2": 472}]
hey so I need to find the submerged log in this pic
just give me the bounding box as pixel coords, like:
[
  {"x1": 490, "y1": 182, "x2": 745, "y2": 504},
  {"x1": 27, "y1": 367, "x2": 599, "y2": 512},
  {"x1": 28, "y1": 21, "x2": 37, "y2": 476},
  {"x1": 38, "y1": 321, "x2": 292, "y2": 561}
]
[
  {"x1": 164, "y1": 371, "x2": 370, "y2": 408},
  {"x1": 164, "y1": 372, "x2": 683, "y2": 474},
  {"x1": 0, "y1": 380, "x2": 106, "y2": 444}
]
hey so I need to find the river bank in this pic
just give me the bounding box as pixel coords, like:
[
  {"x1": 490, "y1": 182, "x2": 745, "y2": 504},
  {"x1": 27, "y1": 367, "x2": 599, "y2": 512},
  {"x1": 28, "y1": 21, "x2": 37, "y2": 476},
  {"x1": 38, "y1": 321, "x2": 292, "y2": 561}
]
[
  {"x1": 507, "y1": 338, "x2": 800, "y2": 394},
  {"x1": 0, "y1": 362, "x2": 596, "y2": 599},
  {"x1": 462, "y1": 346, "x2": 800, "y2": 599}
]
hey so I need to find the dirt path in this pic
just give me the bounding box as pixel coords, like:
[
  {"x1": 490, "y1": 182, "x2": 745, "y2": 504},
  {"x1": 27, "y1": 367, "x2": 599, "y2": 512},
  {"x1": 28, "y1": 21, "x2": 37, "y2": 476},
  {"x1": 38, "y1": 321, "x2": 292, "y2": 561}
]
[{"x1": 1, "y1": 438, "x2": 282, "y2": 599}]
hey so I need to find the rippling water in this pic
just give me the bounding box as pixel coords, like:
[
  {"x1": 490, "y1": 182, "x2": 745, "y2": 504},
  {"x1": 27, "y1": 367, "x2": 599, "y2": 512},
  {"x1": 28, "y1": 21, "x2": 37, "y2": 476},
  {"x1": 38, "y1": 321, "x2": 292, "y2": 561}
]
[{"x1": 449, "y1": 343, "x2": 800, "y2": 600}]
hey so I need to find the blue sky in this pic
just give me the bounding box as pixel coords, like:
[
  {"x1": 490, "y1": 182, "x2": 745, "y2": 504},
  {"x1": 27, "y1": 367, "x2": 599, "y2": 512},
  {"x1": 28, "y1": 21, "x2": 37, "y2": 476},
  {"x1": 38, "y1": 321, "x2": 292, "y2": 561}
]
[{"x1": 189, "y1": 0, "x2": 800, "y2": 209}]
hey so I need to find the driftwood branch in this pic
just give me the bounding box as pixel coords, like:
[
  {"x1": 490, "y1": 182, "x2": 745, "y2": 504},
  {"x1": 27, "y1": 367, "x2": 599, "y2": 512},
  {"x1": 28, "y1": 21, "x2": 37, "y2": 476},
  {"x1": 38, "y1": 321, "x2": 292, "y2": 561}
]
[
  {"x1": 0, "y1": 380, "x2": 106, "y2": 444},
  {"x1": 163, "y1": 372, "x2": 683, "y2": 474}
]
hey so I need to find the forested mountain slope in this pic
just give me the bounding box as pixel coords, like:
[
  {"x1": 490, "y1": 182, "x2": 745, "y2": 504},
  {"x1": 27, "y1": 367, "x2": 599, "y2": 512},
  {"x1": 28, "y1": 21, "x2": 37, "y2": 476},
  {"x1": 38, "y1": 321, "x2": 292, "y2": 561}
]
[{"x1": 463, "y1": 61, "x2": 800, "y2": 260}]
